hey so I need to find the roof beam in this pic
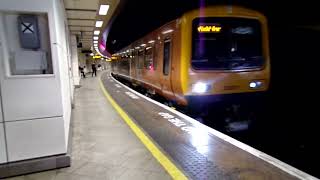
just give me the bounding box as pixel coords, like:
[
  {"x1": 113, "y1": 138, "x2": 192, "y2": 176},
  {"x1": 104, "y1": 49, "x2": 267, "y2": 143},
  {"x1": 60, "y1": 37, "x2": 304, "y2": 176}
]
[
  {"x1": 67, "y1": 18, "x2": 95, "y2": 21},
  {"x1": 69, "y1": 25, "x2": 93, "y2": 28},
  {"x1": 66, "y1": 8, "x2": 96, "y2": 12},
  {"x1": 70, "y1": 30, "x2": 92, "y2": 32}
]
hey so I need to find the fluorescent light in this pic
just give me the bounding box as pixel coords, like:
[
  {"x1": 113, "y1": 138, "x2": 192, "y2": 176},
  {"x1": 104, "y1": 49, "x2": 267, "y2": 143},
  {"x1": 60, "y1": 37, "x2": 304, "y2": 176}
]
[
  {"x1": 94, "y1": 30, "x2": 100, "y2": 35},
  {"x1": 146, "y1": 46, "x2": 152, "y2": 50},
  {"x1": 93, "y1": 36, "x2": 98, "y2": 40},
  {"x1": 140, "y1": 44, "x2": 146, "y2": 47},
  {"x1": 95, "y1": 21, "x2": 103, "y2": 27},
  {"x1": 93, "y1": 40, "x2": 98, "y2": 43},
  {"x1": 162, "y1": 29, "x2": 173, "y2": 34},
  {"x1": 94, "y1": 44, "x2": 98, "y2": 47},
  {"x1": 99, "y1": 5, "x2": 110, "y2": 15},
  {"x1": 148, "y1": 40, "x2": 155, "y2": 43}
]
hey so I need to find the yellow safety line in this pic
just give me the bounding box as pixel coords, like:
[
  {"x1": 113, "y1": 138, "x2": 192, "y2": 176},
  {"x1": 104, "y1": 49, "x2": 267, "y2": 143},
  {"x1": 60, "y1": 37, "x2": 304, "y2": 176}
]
[{"x1": 99, "y1": 79, "x2": 188, "y2": 180}]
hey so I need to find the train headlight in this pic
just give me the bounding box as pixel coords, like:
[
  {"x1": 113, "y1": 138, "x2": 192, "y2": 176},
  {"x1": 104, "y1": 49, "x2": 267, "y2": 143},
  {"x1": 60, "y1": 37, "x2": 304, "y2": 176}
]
[
  {"x1": 249, "y1": 81, "x2": 263, "y2": 89},
  {"x1": 192, "y1": 82, "x2": 211, "y2": 94}
]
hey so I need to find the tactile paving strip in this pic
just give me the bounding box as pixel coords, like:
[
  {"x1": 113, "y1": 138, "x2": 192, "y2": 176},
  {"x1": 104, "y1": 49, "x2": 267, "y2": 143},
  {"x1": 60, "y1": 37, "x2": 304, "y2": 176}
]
[{"x1": 166, "y1": 144, "x2": 236, "y2": 180}]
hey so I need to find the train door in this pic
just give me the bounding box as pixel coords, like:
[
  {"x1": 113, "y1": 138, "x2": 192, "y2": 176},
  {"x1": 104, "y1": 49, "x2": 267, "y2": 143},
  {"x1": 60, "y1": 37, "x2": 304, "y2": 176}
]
[
  {"x1": 129, "y1": 51, "x2": 135, "y2": 78},
  {"x1": 160, "y1": 37, "x2": 174, "y2": 98},
  {"x1": 136, "y1": 49, "x2": 144, "y2": 80}
]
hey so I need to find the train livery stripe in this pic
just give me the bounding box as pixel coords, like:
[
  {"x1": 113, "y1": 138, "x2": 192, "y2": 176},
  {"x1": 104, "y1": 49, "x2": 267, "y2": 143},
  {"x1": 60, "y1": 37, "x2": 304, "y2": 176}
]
[{"x1": 99, "y1": 79, "x2": 188, "y2": 180}]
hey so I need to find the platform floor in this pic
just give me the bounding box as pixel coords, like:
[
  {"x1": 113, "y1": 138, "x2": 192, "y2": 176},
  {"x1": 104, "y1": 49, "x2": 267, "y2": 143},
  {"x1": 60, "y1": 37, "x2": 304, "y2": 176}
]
[
  {"x1": 4, "y1": 72, "x2": 170, "y2": 180},
  {"x1": 102, "y1": 72, "x2": 313, "y2": 180}
]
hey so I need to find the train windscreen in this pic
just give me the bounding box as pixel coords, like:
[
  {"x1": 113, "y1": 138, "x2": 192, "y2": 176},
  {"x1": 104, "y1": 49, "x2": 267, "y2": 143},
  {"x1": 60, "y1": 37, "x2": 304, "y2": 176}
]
[{"x1": 192, "y1": 17, "x2": 264, "y2": 71}]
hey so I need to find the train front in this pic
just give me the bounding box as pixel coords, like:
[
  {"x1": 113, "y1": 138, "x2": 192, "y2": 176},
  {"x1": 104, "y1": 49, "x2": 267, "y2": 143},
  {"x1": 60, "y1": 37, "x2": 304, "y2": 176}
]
[{"x1": 179, "y1": 6, "x2": 270, "y2": 117}]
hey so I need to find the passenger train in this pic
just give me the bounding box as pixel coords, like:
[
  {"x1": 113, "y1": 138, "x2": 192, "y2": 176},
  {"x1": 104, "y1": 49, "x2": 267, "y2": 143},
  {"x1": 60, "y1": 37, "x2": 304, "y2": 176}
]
[{"x1": 110, "y1": 5, "x2": 270, "y2": 120}]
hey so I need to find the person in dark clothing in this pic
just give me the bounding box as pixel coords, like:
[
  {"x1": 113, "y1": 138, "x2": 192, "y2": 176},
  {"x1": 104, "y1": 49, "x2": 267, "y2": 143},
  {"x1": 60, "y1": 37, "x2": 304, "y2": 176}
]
[
  {"x1": 92, "y1": 63, "x2": 97, "y2": 77},
  {"x1": 79, "y1": 66, "x2": 85, "y2": 78}
]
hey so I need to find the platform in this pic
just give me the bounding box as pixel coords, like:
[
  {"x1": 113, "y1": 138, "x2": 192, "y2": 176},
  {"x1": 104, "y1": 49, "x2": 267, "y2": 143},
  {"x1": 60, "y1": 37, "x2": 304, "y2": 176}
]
[
  {"x1": 3, "y1": 72, "x2": 170, "y2": 180},
  {"x1": 100, "y1": 72, "x2": 315, "y2": 180}
]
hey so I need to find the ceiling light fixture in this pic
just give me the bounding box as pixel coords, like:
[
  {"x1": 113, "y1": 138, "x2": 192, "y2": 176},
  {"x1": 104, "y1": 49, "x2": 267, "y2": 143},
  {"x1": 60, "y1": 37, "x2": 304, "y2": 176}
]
[
  {"x1": 95, "y1": 21, "x2": 103, "y2": 27},
  {"x1": 99, "y1": 5, "x2": 110, "y2": 15},
  {"x1": 94, "y1": 30, "x2": 100, "y2": 35}
]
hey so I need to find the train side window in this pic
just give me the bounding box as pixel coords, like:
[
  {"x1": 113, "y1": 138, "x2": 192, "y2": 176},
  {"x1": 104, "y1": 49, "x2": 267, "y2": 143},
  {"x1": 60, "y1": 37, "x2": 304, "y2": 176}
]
[
  {"x1": 144, "y1": 46, "x2": 154, "y2": 70},
  {"x1": 138, "y1": 49, "x2": 144, "y2": 69},
  {"x1": 163, "y1": 38, "x2": 171, "y2": 75}
]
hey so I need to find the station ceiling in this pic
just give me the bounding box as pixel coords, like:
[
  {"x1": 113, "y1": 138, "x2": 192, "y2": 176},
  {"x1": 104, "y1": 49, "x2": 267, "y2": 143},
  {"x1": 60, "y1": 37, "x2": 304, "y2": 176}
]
[
  {"x1": 64, "y1": 0, "x2": 119, "y2": 51},
  {"x1": 105, "y1": 0, "x2": 320, "y2": 54}
]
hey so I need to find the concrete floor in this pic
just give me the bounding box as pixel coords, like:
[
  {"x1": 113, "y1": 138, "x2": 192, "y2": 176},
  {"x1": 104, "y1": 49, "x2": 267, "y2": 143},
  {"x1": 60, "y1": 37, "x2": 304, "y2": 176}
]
[{"x1": 4, "y1": 72, "x2": 171, "y2": 180}]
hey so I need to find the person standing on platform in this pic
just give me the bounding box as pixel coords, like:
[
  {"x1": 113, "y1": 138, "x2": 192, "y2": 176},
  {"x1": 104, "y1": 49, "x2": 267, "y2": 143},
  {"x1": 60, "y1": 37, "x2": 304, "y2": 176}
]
[
  {"x1": 79, "y1": 66, "x2": 85, "y2": 78},
  {"x1": 92, "y1": 63, "x2": 97, "y2": 77}
]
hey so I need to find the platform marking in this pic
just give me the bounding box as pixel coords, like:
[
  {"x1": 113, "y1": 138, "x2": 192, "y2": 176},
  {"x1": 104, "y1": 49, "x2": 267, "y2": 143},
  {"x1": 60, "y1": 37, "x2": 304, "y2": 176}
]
[
  {"x1": 158, "y1": 112, "x2": 195, "y2": 134},
  {"x1": 115, "y1": 84, "x2": 122, "y2": 88},
  {"x1": 100, "y1": 79, "x2": 188, "y2": 180},
  {"x1": 109, "y1": 73, "x2": 318, "y2": 180},
  {"x1": 125, "y1": 92, "x2": 139, "y2": 99}
]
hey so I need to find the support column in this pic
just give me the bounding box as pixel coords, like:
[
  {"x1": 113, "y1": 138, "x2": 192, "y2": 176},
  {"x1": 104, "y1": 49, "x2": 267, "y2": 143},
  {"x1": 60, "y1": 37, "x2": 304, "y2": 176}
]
[{"x1": 71, "y1": 35, "x2": 80, "y2": 87}]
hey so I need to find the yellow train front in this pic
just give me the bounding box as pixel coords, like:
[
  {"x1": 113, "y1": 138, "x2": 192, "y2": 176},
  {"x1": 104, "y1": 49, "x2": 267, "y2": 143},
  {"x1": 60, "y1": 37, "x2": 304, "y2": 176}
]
[
  {"x1": 179, "y1": 6, "x2": 270, "y2": 116},
  {"x1": 111, "y1": 6, "x2": 270, "y2": 122}
]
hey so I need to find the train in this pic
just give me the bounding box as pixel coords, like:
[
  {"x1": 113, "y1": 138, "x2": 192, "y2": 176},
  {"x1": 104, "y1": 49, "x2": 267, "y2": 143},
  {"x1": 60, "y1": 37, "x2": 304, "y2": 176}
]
[{"x1": 110, "y1": 5, "x2": 270, "y2": 124}]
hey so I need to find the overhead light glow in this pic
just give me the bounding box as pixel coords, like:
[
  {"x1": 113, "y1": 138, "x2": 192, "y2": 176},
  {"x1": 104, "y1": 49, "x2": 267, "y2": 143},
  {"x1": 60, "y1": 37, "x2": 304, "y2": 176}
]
[
  {"x1": 94, "y1": 30, "x2": 100, "y2": 35},
  {"x1": 162, "y1": 29, "x2": 173, "y2": 34},
  {"x1": 148, "y1": 40, "x2": 155, "y2": 43},
  {"x1": 95, "y1": 21, "x2": 103, "y2": 27},
  {"x1": 93, "y1": 40, "x2": 98, "y2": 43},
  {"x1": 140, "y1": 44, "x2": 146, "y2": 47},
  {"x1": 99, "y1": 5, "x2": 110, "y2": 15},
  {"x1": 93, "y1": 36, "x2": 98, "y2": 40}
]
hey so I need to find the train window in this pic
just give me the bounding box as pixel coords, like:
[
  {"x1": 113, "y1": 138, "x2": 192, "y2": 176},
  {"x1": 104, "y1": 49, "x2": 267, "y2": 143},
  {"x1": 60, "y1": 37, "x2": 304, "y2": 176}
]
[
  {"x1": 163, "y1": 38, "x2": 171, "y2": 75},
  {"x1": 144, "y1": 46, "x2": 154, "y2": 70},
  {"x1": 138, "y1": 49, "x2": 144, "y2": 69},
  {"x1": 192, "y1": 17, "x2": 263, "y2": 71}
]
